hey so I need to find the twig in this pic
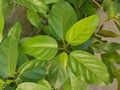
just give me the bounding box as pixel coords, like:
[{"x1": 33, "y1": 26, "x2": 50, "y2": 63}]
[{"x1": 92, "y1": 0, "x2": 103, "y2": 10}]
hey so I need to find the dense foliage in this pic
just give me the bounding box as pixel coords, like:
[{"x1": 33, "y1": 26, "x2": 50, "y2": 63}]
[{"x1": 0, "y1": 0, "x2": 120, "y2": 90}]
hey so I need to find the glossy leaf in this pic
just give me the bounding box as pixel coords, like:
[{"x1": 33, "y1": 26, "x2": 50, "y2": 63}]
[
  {"x1": 49, "y1": 1, "x2": 76, "y2": 40},
  {"x1": 61, "y1": 73, "x2": 87, "y2": 90},
  {"x1": 18, "y1": 59, "x2": 47, "y2": 82},
  {"x1": 21, "y1": 35, "x2": 58, "y2": 60},
  {"x1": 48, "y1": 55, "x2": 68, "y2": 88},
  {"x1": 66, "y1": 14, "x2": 99, "y2": 46},
  {"x1": 0, "y1": 23, "x2": 21, "y2": 78},
  {"x1": 43, "y1": 0, "x2": 62, "y2": 4},
  {"x1": 103, "y1": 0, "x2": 120, "y2": 18},
  {"x1": 69, "y1": 50, "x2": 109, "y2": 84},
  {"x1": 16, "y1": 80, "x2": 52, "y2": 90},
  {"x1": 0, "y1": 0, "x2": 4, "y2": 42},
  {"x1": 26, "y1": 9, "x2": 40, "y2": 28},
  {"x1": 60, "y1": 52, "x2": 68, "y2": 68},
  {"x1": 16, "y1": 0, "x2": 48, "y2": 15},
  {"x1": 97, "y1": 30, "x2": 120, "y2": 38}
]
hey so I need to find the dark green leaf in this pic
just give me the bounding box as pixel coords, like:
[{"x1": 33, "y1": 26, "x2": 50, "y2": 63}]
[
  {"x1": 67, "y1": 0, "x2": 84, "y2": 8},
  {"x1": 66, "y1": 14, "x2": 99, "y2": 46},
  {"x1": 69, "y1": 50, "x2": 109, "y2": 84},
  {"x1": 26, "y1": 9, "x2": 40, "y2": 28},
  {"x1": 0, "y1": 0, "x2": 4, "y2": 42},
  {"x1": 103, "y1": 0, "x2": 120, "y2": 18},
  {"x1": 97, "y1": 30, "x2": 120, "y2": 38},
  {"x1": 16, "y1": 80, "x2": 52, "y2": 90},
  {"x1": 21, "y1": 35, "x2": 58, "y2": 60},
  {"x1": 17, "y1": 47, "x2": 28, "y2": 68},
  {"x1": 18, "y1": 59, "x2": 47, "y2": 82},
  {"x1": 49, "y1": 1, "x2": 77, "y2": 40},
  {"x1": 48, "y1": 55, "x2": 68, "y2": 88},
  {"x1": 16, "y1": 0, "x2": 48, "y2": 15}
]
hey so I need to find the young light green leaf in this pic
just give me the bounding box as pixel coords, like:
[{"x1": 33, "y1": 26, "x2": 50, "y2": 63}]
[
  {"x1": 18, "y1": 59, "x2": 47, "y2": 82},
  {"x1": 103, "y1": 0, "x2": 120, "y2": 18},
  {"x1": 26, "y1": 9, "x2": 40, "y2": 28},
  {"x1": 48, "y1": 55, "x2": 68, "y2": 88},
  {"x1": 21, "y1": 35, "x2": 58, "y2": 60},
  {"x1": 0, "y1": 0, "x2": 4, "y2": 42},
  {"x1": 0, "y1": 22, "x2": 21, "y2": 78},
  {"x1": 69, "y1": 50, "x2": 109, "y2": 84},
  {"x1": 16, "y1": 0, "x2": 48, "y2": 15},
  {"x1": 97, "y1": 30, "x2": 120, "y2": 38},
  {"x1": 60, "y1": 52, "x2": 68, "y2": 68},
  {"x1": 66, "y1": 14, "x2": 99, "y2": 46},
  {"x1": 43, "y1": 0, "x2": 62, "y2": 4},
  {"x1": 49, "y1": 1, "x2": 77, "y2": 40},
  {"x1": 16, "y1": 80, "x2": 52, "y2": 90}
]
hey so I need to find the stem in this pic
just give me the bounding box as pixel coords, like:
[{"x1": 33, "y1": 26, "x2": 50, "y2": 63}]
[{"x1": 92, "y1": 0, "x2": 103, "y2": 10}]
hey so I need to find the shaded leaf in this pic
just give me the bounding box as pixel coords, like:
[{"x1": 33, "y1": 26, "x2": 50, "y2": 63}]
[
  {"x1": 97, "y1": 30, "x2": 120, "y2": 38},
  {"x1": 18, "y1": 59, "x2": 47, "y2": 82},
  {"x1": 103, "y1": 0, "x2": 120, "y2": 18},
  {"x1": 0, "y1": 79, "x2": 4, "y2": 90},
  {"x1": 48, "y1": 55, "x2": 68, "y2": 88},
  {"x1": 21, "y1": 35, "x2": 58, "y2": 60},
  {"x1": 49, "y1": 1, "x2": 76, "y2": 40}
]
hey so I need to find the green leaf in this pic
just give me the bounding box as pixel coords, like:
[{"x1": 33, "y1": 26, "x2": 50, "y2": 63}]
[
  {"x1": 103, "y1": 0, "x2": 120, "y2": 18},
  {"x1": 43, "y1": 0, "x2": 63, "y2": 4},
  {"x1": 97, "y1": 30, "x2": 120, "y2": 38},
  {"x1": 61, "y1": 74, "x2": 87, "y2": 90},
  {"x1": 67, "y1": 0, "x2": 84, "y2": 8},
  {"x1": 16, "y1": 0, "x2": 48, "y2": 15},
  {"x1": 16, "y1": 80, "x2": 52, "y2": 90},
  {"x1": 69, "y1": 50, "x2": 109, "y2": 84},
  {"x1": 8, "y1": 22, "x2": 22, "y2": 41},
  {"x1": 2, "y1": 0, "x2": 14, "y2": 17},
  {"x1": 17, "y1": 47, "x2": 28, "y2": 68},
  {"x1": 66, "y1": 14, "x2": 99, "y2": 46},
  {"x1": 0, "y1": 0, "x2": 4, "y2": 42},
  {"x1": 49, "y1": 1, "x2": 77, "y2": 40},
  {"x1": 0, "y1": 23, "x2": 20, "y2": 78},
  {"x1": 18, "y1": 59, "x2": 47, "y2": 82},
  {"x1": 0, "y1": 79, "x2": 4, "y2": 90},
  {"x1": 48, "y1": 55, "x2": 68, "y2": 88},
  {"x1": 80, "y1": 0, "x2": 97, "y2": 15},
  {"x1": 26, "y1": 9, "x2": 40, "y2": 28},
  {"x1": 60, "y1": 52, "x2": 68, "y2": 68},
  {"x1": 21, "y1": 35, "x2": 58, "y2": 60}
]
